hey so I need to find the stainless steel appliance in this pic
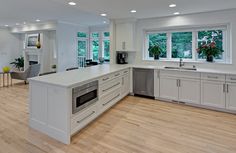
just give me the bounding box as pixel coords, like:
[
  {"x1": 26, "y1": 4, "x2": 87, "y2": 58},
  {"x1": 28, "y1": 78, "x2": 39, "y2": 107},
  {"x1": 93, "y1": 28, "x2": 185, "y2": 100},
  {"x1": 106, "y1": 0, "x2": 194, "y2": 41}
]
[
  {"x1": 116, "y1": 52, "x2": 128, "y2": 64},
  {"x1": 133, "y1": 68, "x2": 154, "y2": 98},
  {"x1": 72, "y1": 81, "x2": 98, "y2": 114}
]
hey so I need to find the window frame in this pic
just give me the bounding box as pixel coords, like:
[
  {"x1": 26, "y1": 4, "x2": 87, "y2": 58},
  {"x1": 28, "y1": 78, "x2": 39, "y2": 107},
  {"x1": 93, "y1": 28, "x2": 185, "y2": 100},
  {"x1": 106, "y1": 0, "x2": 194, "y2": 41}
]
[{"x1": 144, "y1": 25, "x2": 229, "y2": 63}]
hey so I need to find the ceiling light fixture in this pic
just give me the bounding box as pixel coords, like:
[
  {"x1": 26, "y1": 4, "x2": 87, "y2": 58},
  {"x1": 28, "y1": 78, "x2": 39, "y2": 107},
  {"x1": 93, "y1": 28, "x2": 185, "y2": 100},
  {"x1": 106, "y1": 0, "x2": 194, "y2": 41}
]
[
  {"x1": 16, "y1": 23, "x2": 19, "y2": 25},
  {"x1": 169, "y1": 4, "x2": 176, "y2": 8},
  {"x1": 23, "y1": 22, "x2": 26, "y2": 24},
  {"x1": 103, "y1": 21, "x2": 107, "y2": 24},
  {"x1": 36, "y1": 19, "x2": 41, "y2": 22},
  {"x1": 130, "y1": 10, "x2": 137, "y2": 13},
  {"x1": 174, "y1": 12, "x2": 180, "y2": 15},
  {"x1": 5, "y1": 25, "x2": 9, "y2": 27},
  {"x1": 68, "y1": 1, "x2": 76, "y2": 6},
  {"x1": 100, "y1": 13, "x2": 107, "y2": 17}
]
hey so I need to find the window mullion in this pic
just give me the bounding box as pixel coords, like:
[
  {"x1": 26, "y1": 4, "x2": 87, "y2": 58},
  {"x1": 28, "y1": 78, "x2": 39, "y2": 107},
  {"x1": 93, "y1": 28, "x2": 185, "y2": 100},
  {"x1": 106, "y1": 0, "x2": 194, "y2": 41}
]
[{"x1": 167, "y1": 32, "x2": 172, "y2": 59}]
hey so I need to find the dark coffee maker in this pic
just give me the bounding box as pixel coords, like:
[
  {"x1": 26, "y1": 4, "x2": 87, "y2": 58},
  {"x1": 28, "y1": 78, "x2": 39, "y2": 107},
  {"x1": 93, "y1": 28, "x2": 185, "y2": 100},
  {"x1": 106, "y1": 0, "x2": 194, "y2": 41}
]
[{"x1": 116, "y1": 52, "x2": 128, "y2": 64}]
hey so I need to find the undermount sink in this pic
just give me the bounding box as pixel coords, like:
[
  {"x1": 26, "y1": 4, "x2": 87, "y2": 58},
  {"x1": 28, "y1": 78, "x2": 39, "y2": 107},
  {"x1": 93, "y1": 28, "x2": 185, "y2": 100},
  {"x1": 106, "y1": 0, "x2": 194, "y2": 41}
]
[{"x1": 164, "y1": 66, "x2": 197, "y2": 71}]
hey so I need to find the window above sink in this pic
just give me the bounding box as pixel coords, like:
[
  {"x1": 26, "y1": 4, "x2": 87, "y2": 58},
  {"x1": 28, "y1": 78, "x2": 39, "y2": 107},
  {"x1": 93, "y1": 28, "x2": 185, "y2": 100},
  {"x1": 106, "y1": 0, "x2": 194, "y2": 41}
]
[{"x1": 144, "y1": 25, "x2": 231, "y2": 64}]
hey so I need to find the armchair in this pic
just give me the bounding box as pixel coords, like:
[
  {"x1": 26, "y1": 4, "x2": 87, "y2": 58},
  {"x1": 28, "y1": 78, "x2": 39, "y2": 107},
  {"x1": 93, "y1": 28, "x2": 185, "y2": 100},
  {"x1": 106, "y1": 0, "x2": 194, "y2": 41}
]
[{"x1": 11, "y1": 64, "x2": 41, "y2": 84}]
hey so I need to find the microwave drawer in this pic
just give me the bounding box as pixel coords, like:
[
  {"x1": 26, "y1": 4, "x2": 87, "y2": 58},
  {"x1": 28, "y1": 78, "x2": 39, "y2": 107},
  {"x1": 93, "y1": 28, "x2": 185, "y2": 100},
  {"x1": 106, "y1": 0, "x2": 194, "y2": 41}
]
[
  {"x1": 71, "y1": 104, "x2": 97, "y2": 135},
  {"x1": 99, "y1": 78, "x2": 122, "y2": 98}
]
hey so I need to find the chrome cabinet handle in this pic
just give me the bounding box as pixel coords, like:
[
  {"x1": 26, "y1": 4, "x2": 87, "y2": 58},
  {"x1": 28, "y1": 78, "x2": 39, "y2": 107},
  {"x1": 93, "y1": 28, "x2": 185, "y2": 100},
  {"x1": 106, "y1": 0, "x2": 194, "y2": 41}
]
[
  {"x1": 115, "y1": 73, "x2": 120, "y2": 77},
  {"x1": 178, "y1": 79, "x2": 181, "y2": 87},
  {"x1": 227, "y1": 84, "x2": 229, "y2": 93},
  {"x1": 207, "y1": 76, "x2": 218, "y2": 79},
  {"x1": 77, "y1": 111, "x2": 95, "y2": 123},
  {"x1": 123, "y1": 71, "x2": 128, "y2": 74},
  {"x1": 102, "y1": 82, "x2": 121, "y2": 92},
  {"x1": 102, "y1": 77, "x2": 109, "y2": 81},
  {"x1": 230, "y1": 78, "x2": 236, "y2": 81},
  {"x1": 103, "y1": 94, "x2": 120, "y2": 106}
]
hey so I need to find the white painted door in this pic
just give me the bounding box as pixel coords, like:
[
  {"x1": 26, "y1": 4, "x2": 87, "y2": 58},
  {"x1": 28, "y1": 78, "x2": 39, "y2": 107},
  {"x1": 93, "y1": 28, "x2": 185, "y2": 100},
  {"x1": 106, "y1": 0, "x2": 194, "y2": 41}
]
[
  {"x1": 201, "y1": 80, "x2": 226, "y2": 108},
  {"x1": 179, "y1": 78, "x2": 201, "y2": 104},
  {"x1": 160, "y1": 76, "x2": 178, "y2": 101},
  {"x1": 121, "y1": 74, "x2": 130, "y2": 97},
  {"x1": 226, "y1": 83, "x2": 236, "y2": 111}
]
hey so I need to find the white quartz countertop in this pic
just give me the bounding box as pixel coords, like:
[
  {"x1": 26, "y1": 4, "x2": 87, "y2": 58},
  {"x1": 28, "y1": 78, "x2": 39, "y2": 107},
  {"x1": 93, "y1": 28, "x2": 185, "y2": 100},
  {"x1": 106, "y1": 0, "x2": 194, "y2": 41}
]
[
  {"x1": 29, "y1": 64, "x2": 133, "y2": 88},
  {"x1": 29, "y1": 64, "x2": 236, "y2": 88}
]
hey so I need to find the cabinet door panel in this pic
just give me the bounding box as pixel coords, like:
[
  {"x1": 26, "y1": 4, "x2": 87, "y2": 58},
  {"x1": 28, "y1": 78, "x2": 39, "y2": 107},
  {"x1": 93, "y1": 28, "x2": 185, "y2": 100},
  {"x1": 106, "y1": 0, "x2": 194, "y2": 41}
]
[
  {"x1": 226, "y1": 83, "x2": 236, "y2": 111},
  {"x1": 201, "y1": 80, "x2": 225, "y2": 108},
  {"x1": 179, "y1": 79, "x2": 200, "y2": 104},
  {"x1": 121, "y1": 74, "x2": 130, "y2": 97},
  {"x1": 160, "y1": 77, "x2": 178, "y2": 100}
]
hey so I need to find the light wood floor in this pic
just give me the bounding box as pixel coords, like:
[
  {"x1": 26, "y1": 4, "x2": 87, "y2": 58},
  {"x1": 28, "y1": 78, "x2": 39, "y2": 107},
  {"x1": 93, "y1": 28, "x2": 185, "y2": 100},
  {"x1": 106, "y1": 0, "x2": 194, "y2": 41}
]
[{"x1": 1, "y1": 81, "x2": 236, "y2": 153}]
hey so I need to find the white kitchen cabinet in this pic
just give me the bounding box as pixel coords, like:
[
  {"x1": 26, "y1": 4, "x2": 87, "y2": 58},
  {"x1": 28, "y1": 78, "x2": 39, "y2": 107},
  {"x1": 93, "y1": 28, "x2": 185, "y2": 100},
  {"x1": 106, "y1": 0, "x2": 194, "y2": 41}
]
[
  {"x1": 201, "y1": 80, "x2": 226, "y2": 108},
  {"x1": 160, "y1": 76, "x2": 179, "y2": 101},
  {"x1": 115, "y1": 22, "x2": 136, "y2": 51},
  {"x1": 179, "y1": 78, "x2": 201, "y2": 104},
  {"x1": 226, "y1": 83, "x2": 236, "y2": 111}
]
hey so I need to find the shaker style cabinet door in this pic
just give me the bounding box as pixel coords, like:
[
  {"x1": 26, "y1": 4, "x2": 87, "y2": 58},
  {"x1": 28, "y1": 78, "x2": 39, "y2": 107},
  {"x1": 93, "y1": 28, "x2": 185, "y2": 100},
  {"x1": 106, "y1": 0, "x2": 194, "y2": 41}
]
[
  {"x1": 226, "y1": 83, "x2": 236, "y2": 111},
  {"x1": 160, "y1": 77, "x2": 178, "y2": 101},
  {"x1": 178, "y1": 78, "x2": 201, "y2": 104},
  {"x1": 201, "y1": 80, "x2": 226, "y2": 108}
]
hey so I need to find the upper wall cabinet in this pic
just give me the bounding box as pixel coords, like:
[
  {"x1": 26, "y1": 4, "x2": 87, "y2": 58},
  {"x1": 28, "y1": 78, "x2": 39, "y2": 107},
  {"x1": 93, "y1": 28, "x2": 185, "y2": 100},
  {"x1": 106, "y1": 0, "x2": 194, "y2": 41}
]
[{"x1": 115, "y1": 21, "x2": 136, "y2": 52}]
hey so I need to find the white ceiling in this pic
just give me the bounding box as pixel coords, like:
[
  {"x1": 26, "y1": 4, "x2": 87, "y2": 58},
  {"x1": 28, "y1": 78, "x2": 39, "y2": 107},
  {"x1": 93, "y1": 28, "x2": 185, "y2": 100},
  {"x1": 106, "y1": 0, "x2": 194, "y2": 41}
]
[{"x1": 1, "y1": 0, "x2": 236, "y2": 27}]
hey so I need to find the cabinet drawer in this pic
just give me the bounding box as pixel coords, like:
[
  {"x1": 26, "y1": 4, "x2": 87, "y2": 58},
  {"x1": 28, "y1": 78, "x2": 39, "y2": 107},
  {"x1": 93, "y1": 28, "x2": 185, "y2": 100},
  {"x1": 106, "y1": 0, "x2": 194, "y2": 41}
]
[
  {"x1": 99, "y1": 78, "x2": 122, "y2": 98},
  {"x1": 201, "y1": 73, "x2": 226, "y2": 81},
  {"x1": 160, "y1": 70, "x2": 200, "y2": 79},
  {"x1": 226, "y1": 75, "x2": 236, "y2": 83},
  {"x1": 98, "y1": 88, "x2": 121, "y2": 114},
  {"x1": 71, "y1": 104, "x2": 97, "y2": 135},
  {"x1": 122, "y1": 69, "x2": 130, "y2": 75},
  {"x1": 99, "y1": 74, "x2": 113, "y2": 84}
]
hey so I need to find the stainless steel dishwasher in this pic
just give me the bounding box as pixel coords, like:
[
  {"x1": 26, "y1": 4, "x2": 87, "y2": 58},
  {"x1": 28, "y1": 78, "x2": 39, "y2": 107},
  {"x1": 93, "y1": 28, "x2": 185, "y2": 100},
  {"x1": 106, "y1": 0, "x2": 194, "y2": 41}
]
[{"x1": 133, "y1": 68, "x2": 154, "y2": 98}]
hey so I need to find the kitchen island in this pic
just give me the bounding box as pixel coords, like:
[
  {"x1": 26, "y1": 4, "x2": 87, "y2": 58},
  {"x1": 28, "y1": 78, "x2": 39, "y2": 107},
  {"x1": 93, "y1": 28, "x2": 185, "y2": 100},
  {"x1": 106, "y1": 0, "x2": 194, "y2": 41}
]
[
  {"x1": 29, "y1": 64, "x2": 236, "y2": 144},
  {"x1": 29, "y1": 64, "x2": 136, "y2": 144}
]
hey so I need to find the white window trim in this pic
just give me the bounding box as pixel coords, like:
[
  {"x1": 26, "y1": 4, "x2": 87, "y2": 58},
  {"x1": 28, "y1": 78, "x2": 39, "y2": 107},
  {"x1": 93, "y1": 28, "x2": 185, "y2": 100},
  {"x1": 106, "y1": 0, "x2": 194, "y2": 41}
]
[{"x1": 144, "y1": 25, "x2": 230, "y2": 64}]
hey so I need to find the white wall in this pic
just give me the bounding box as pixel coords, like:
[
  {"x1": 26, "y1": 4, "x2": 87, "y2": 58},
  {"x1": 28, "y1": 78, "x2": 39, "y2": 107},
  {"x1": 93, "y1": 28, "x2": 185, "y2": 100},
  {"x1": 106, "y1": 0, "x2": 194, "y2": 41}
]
[
  {"x1": 56, "y1": 22, "x2": 89, "y2": 72},
  {"x1": 0, "y1": 28, "x2": 22, "y2": 69},
  {"x1": 133, "y1": 9, "x2": 236, "y2": 71}
]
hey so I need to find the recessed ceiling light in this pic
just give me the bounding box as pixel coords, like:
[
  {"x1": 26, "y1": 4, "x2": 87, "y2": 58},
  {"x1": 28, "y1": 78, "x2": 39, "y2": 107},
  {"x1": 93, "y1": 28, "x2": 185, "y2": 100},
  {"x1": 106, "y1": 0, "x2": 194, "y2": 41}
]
[
  {"x1": 68, "y1": 1, "x2": 76, "y2": 6},
  {"x1": 103, "y1": 21, "x2": 107, "y2": 24},
  {"x1": 169, "y1": 4, "x2": 176, "y2": 8},
  {"x1": 36, "y1": 19, "x2": 40, "y2": 22},
  {"x1": 16, "y1": 23, "x2": 19, "y2": 25},
  {"x1": 5, "y1": 25, "x2": 9, "y2": 27},
  {"x1": 174, "y1": 12, "x2": 180, "y2": 15},
  {"x1": 23, "y1": 22, "x2": 26, "y2": 24},
  {"x1": 130, "y1": 10, "x2": 137, "y2": 13},
  {"x1": 100, "y1": 13, "x2": 107, "y2": 17}
]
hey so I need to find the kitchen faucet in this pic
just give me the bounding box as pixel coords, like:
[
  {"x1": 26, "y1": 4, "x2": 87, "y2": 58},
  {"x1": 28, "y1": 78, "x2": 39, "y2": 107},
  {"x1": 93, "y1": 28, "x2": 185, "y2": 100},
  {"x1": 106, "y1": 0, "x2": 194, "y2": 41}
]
[{"x1": 179, "y1": 58, "x2": 184, "y2": 67}]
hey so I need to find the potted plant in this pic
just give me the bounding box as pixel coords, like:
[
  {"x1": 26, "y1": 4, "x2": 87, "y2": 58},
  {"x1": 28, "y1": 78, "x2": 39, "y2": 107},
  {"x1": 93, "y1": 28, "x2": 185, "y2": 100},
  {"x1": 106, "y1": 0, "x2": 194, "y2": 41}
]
[
  {"x1": 148, "y1": 44, "x2": 162, "y2": 60},
  {"x1": 196, "y1": 42, "x2": 223, "y2": 62},
  {"x1": 10, "y1": 56, "x2": 24, "y2": 71}
]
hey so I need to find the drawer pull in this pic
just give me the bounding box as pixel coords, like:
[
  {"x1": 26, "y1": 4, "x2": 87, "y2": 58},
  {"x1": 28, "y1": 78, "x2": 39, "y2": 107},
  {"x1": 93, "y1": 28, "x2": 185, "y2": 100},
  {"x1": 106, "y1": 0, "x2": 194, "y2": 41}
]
[
  {"x1": 207, "y1": 76, "x2": 218, "y2": 79},
  {"x1": 103, "y1": 94, "x2": 120, "y2": 106},
  {"x1": 77, "y1": 111, "x2": 95, "y2": 123},
  {"x1": 230, "y1": 78, "x2": 236, "y2": 81},
  {"x1": 123, "y1": 71, "x2": 128, "y2": 74},
  {"x1": 102, "y1": 82, "x2": 121, "y2": 92},
  {"x1": 115, "y1": 73, "x2": 120, "y2": 77},
  {"x1": 102, "y1": 77, "x2": 110, "y2": 81}
]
